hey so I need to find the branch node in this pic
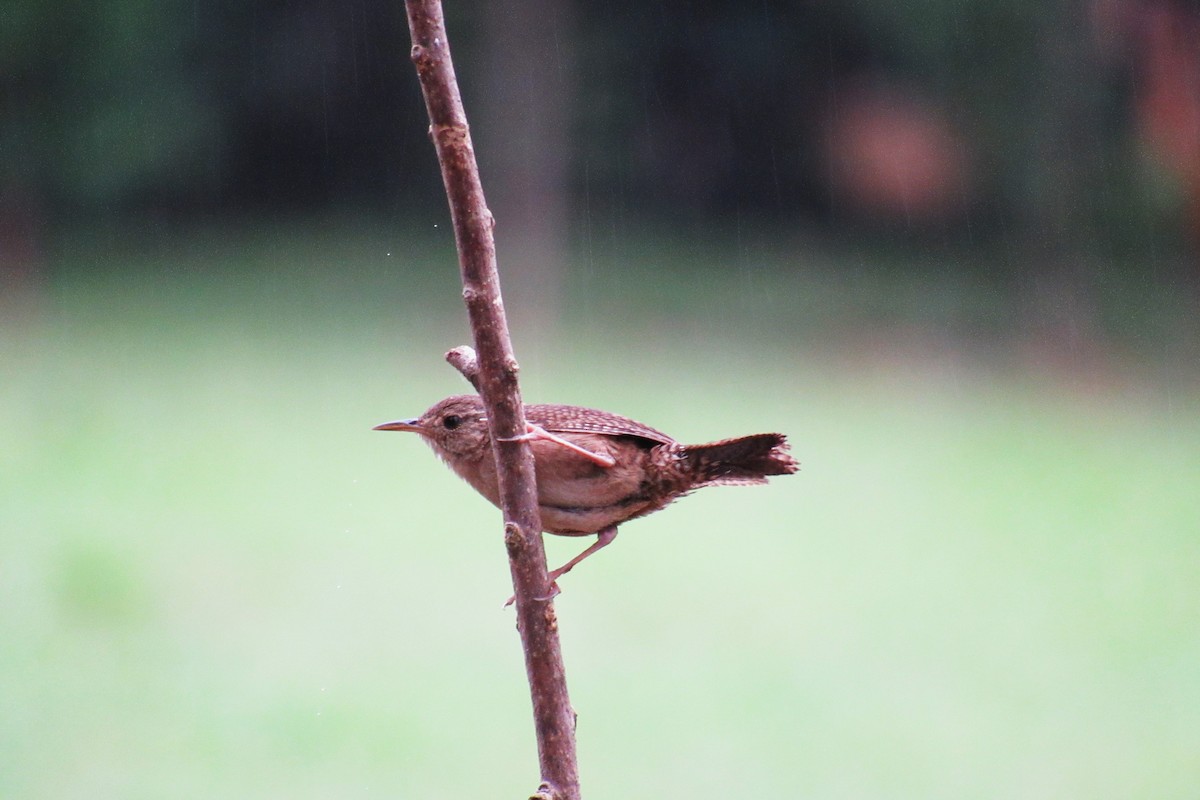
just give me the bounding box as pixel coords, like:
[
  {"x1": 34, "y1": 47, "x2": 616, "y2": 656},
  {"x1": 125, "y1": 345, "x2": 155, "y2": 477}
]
[
  {"x1": 529, "y1": 782, "x2": 557, "y2": 800},
  {"x1": 504, "y1": 521, "x2": 524, "y2": 556},
  {"x1": 432, "y1": 122, "x2": 466, "y2": 146}
]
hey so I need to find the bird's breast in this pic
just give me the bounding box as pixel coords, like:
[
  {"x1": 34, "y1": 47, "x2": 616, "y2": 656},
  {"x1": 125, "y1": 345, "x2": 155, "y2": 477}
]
[{"x1": 450, "y1": 432, "x2": 669, "y2": 534}]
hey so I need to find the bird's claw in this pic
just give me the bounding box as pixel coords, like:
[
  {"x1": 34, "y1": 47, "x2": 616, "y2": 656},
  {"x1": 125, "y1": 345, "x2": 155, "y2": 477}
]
[
  {"x1": 496, "y1": 429, "x2": 538, "y2": 444},
  {"x1": 502, "y1": 580, "x2": 562, "y2": 609}
]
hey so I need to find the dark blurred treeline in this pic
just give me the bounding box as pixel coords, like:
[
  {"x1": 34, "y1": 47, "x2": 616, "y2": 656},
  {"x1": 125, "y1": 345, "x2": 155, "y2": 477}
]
[{"x1": 3, "y1": 0, "x2": 1199, "y2": 273}]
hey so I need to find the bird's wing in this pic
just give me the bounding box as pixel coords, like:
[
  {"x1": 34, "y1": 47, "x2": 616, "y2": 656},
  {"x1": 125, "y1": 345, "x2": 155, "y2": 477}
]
[{"x1": 525, "y1": 403, "x2": 676, "y2": 446}]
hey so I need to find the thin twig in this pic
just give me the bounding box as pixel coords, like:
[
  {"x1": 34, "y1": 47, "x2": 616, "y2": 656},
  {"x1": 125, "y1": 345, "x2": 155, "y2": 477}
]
[
  {"x1": 445, "y1": 345, "x2": 482, "y2": 391},
  {"x1": 403, "y1": 3, "x2": 581, "y2": 799}
]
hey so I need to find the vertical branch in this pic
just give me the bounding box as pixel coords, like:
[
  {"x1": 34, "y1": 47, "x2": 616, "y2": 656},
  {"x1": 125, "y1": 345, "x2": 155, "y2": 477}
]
[{"x1": 403, "y1": 3, "x2": 581, "y2": 799}]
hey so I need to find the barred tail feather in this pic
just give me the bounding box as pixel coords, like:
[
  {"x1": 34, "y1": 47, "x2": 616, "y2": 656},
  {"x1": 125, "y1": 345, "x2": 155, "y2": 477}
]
[{"x1": 683, "y1": 433, "x2": 799, "y2": 487}]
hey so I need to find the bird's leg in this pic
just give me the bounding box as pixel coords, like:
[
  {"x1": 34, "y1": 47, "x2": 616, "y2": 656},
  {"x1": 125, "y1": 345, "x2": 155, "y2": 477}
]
[
  {"x1": 498, "y1": 423, "x2": 617, "y2": 468},
  {"x1": 503, "y1": 526, "x2": 619, "y2": 607},
  {"x1": 547, "y1": 526, "x2": 618, "y2": 583}
]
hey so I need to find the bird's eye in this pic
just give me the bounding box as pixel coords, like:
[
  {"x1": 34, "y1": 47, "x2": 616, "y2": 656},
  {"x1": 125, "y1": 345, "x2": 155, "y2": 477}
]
[{"x1": 443, "y1": 414, "x2": 462, "y2": 430}]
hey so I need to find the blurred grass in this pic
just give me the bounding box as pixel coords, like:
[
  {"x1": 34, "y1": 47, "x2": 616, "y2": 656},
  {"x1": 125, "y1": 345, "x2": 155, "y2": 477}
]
[{"x1": 2, "y1": 221, "x2": 1199, "y2": 798}]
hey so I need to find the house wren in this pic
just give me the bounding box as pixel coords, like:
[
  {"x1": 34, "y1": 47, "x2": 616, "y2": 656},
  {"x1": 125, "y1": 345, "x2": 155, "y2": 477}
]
[{"x1": 374, "y1": 394, "x2": 798, "y2": 589}]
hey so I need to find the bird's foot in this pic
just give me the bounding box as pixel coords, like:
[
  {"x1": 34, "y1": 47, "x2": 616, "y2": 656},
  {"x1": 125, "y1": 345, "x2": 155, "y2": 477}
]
[
  {"x1": 498, "y1": 424, "x2": 616, "y2": 468},
  {"x1": 503, "y1": 580, "x2": 561, "y2": 609},
  {"x1": 501, "y1": 527, "x2": 617, "y2": 608}
]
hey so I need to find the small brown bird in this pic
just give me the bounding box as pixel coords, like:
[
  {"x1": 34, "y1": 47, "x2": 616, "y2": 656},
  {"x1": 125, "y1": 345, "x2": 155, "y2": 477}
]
[{"x1": 375, "y1": 394, "x2": 797, "y2": 590}]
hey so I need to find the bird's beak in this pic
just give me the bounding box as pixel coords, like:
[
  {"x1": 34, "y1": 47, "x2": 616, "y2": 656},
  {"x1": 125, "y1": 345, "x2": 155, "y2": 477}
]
[{"x1": 373, "y1": 418, "x2": 423, "y2": 433}]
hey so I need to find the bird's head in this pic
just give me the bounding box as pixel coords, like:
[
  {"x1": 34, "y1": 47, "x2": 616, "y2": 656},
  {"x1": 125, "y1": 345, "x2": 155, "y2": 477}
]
[{"x1": 373, "y1": 394, "x2": 491, "y2": 460}]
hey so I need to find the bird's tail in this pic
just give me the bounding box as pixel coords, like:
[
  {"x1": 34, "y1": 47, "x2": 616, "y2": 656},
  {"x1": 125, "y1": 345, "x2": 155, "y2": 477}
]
[{"x1": 682, "y1": 433, "x2": 799, "y2": 487}]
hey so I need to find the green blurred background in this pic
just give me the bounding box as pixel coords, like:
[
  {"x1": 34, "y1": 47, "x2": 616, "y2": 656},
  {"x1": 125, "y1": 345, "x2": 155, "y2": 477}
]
[{"x1": 3, "y1": 1, "x2": 1199, "y2": 798}]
